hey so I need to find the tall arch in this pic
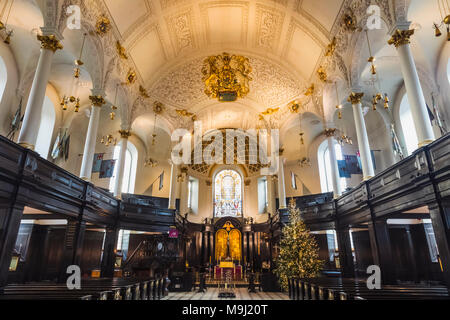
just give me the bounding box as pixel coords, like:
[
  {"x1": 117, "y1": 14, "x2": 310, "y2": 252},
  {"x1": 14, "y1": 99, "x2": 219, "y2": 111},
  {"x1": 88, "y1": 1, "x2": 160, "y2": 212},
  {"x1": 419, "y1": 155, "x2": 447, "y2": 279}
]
[
  {"x1": 35, "y1": 95, "x2": 56, "y2": 159},
  {"x1": 213, "y1": 168, "x2": 243, "y2": 218}
]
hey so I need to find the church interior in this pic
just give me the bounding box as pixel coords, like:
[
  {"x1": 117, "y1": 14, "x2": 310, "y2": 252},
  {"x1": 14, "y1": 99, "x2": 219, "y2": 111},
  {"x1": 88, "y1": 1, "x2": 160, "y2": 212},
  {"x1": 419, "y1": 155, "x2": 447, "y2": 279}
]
[{"x1": 0, "y1": 0, "x2": 449, "y2": 302}]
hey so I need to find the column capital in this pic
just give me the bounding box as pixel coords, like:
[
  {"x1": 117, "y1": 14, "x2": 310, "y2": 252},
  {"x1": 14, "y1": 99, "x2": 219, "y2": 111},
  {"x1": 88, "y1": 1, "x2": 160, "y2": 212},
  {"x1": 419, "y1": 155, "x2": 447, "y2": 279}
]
[
  {"x1": 89, "y1": 95, "x2": 106, "y2": 107},
  {"x1": 118, "y1": 129, "x2": 132, "y2": 138},
  {"x1": 388, "y1": 29, "x2": 414, "y2": 48},
  {"x1": 324, "y1": 128, "x2": 337, "y2": 137},
  {"x1": 37, "y1": 34, "x2": 63, "y2": 52},
  {"x1": 347, "y1": 92, "x2": 364, "y2": 105}
]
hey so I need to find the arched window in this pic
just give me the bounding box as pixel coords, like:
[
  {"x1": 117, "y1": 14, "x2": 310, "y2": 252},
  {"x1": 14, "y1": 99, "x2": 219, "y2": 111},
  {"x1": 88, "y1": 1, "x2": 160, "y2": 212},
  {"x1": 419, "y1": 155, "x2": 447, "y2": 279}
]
[
  {"x1": 257, "y1": 177, "x2": 268, "y2": 214},
  {"x1": 35, "y1": 96, "x2": 56, "y2": 159},
  {"x1": 399, "y1": 94, "x2": 418, "y2": 156},
  {"x1": 318, "y1": 140, "x2": 347, "y2": 193},
  {"x1": 109, "y1": 141, "x2": 138, "y2": 194},
  {"x1": 0, "y1": 57, "x2": 7, "y2": 102},
  {"x1": 214, "y1": 169, "x2": 242, "y2": 217}
]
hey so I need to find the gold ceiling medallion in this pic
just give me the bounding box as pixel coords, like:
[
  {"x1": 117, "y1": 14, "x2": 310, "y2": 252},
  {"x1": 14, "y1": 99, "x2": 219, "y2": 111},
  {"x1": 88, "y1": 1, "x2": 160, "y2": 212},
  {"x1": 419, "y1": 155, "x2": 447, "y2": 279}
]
[
  {"x1": 139, "y1": 85, "x2": 150, "y2": 98},
  {"x1": 125, "y1": 69, "x2": 137, "y2": 85},
  {"x1": 342, "y1": 9, "x2": 360, "y2": 32},
  {"x1": 96, "y1": 15, "x2": 111, "y2": 36},
  {"x1": 202, "y1": 52, "x2": 252, "y2": 102},
  {"x1": 288, "y1": 101, "x2": 301, "y2": 113},
  {"x1": 116, "y1": 41, "x2": 128, "y2": 59}
]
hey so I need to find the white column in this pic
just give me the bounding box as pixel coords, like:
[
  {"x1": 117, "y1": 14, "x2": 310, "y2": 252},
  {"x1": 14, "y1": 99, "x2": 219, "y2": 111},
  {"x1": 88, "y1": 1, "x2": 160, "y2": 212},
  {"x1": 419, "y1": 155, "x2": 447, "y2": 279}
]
[
  {"x1": 277, "y1": 155, "x2": 287, "y2": 209},
  {"x1": 266, "y1": 176, "x2": 276, "y2": 214},
  {"x1": 179, "y1": 168, "x2": 189, "y2": 215},
  {"x1": 327, "y1": 135, "x2": 342, "y2": 198},
  {"x1": 349, "y1": 92, "x2": 375, "y2": 180},
  {"x1": 113, "y1": 130, "x2": 131, "y2": 198},
  {"x1": 388, "y1": 29, "x2": 435, "y2": 147},
  {"x1": 79, "y1": 95, "x2": 105, "y2": 181},
  {"x1": 18, "y1": 34, "x2": 63, "y2": 149},
  {"x1": 168, "y1": 163, "x2": 180, "y2": 210}
]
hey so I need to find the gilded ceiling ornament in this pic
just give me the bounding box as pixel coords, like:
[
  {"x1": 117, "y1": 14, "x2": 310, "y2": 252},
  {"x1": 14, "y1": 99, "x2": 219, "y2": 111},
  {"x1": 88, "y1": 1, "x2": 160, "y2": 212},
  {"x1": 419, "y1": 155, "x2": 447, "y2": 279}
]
[
  {"x1": 288, "y1": 101, "x2": 301, "y2": 113},
  {"x1": 202, "y1": 52, "x2": 252, "y2": 102},
  {"x1": 176, "y1": 109, "x2": 194, "y2": 117},
  {"x1": 153, "y1": 101, "x2": 164, "y2": 114},
  {"x1": 126, "y1": 69, "x2": 137, "y2": 85},
  {"x1": 304, "y1": 84, "x2": 315, "y2": 96},
  {"x1": 96, "y1": 15, "x2": 111, "y2": 36},
  {"x1": 342, "y1": 9, "x2": 359, "y2": 32},
  {"x1": 116, "y1": 41, "x2": 128, "y2": 59},
  {"x1": 89, "y1": 95, "x2": 105, "y2": 107},
  {"x1": 261, "y1": 107, "x2": 279, "y2": 116},
  {"x1": 388, "y1": 29, "x2": 415, "y2": 48},
  {"x1": 317, "y1": 66, "x2": 328, "y2": 82},
  {"x1": 325, "y1": 37, "x2": 337, "y2": 57},
  {"x1": 348, "y1": 92, "x2": 364, "y2": 105},
  {"x1": 118, "y1": 130, "x2": 132, "y2": 138},
  {"x1": 139, "y1": 85, "x2": 150, "y2": 98},
  {"x1": 37, "y1": 34, "x2": 63, "y2": 52}
]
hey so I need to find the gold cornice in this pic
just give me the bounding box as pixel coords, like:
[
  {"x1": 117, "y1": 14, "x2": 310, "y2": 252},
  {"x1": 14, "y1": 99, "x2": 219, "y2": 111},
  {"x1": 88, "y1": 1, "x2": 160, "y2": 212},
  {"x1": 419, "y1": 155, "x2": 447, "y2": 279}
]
[
  {"x1": 89, "y1": 95, "x2": 106, "y2": 107},
  {"x1": 348, "y1": 92, "x2": 364, "y2": 105},
  {"x1": 37, "y1": 35, "x2": 63, "y2": 52},
  {"x1": 324, "y1": 128, "x2": 337, "y2": 137},
  {"x1": 388, "y1": 29, "x2": 414, "y2": 48}
]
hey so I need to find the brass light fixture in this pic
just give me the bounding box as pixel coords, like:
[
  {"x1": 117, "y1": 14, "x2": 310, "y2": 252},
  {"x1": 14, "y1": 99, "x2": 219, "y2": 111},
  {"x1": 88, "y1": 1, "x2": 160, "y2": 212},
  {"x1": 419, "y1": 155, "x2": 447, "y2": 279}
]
[
  {"x1": 61, "y1": 33, "x2": 87, "y2": 113},
  {"x1": 110, "y1": 84, "x2": 119, "y2": 120},
  {"x1": 434, "y1": 0, "x2": 450, "y2": 41},
  {"x1": 100, "y1": 134, "x2": 117, "y2": 147},
  {"x1": 1, "y1": 0, "x2": 14, "y2": 45},
  {"x1": 365, "y1": 30, "x2": 377, "y2": 75},
  {"x1": 335, "y1": 82, "x2": 343, "y2": 120},
  {"x1": 151, "y1": 102, "x2": 164, "y2": 146},
  {"x1": 297, "y1": 112, "x2": 311, "y2": 168},
  {"x1": 202, "y1": 53, "x2": 252, "y2": 102}
]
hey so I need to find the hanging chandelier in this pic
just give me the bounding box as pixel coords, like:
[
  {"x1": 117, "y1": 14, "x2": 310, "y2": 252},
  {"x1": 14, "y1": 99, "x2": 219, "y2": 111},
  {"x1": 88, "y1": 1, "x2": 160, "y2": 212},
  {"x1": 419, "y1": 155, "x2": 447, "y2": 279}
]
[
  {"x1": 331, "y1": 85, "x2": 353, "y2": 146},
  {"x1": 365, "y1": 30, "x2": 390, "y2": 111},
  {"x1": 61, "y1": 33, "x2": 87, "y2": 113},
  {"x1": 434, "y1": 0, "x2": 450, "y2": 40},
  {"x1": 202, "y1": 52, "x2": 252, "y2": 102},
  {"x1": 110, "y1": 84, "x2": 119, "y2": 120},
  {"x1": 151, "y1": 102, "x2": 164, "y2": 146}
]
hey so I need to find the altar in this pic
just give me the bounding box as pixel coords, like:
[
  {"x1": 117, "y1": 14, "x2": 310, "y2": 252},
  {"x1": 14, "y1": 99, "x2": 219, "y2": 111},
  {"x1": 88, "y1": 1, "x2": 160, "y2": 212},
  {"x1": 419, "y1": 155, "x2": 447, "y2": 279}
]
[{"x1": 214, "y1": 262, "x2": 242, "y2": 280}]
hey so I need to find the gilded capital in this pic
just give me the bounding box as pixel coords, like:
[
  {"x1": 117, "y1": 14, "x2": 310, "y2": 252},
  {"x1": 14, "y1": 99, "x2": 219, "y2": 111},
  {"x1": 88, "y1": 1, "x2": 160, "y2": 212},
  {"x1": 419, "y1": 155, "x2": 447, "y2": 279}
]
[
  {"x1": 89, "y1": 95, "x2": 106, "y2": 107},
  {"x1": 324, "y1": 128, "x2": 337, "y2": 137},
  {"x1": 388, "y1": 29, "x2": 414, "y2": 48},
  {"x1": 348, "y1": 92, "x2": 364, "y2": 105},
  {"x1": 37, "y1": 34, "x2": 63, "y2": 52},
  {"x1": 119, "y1": 130, "x2": 132, "y2": 138}
]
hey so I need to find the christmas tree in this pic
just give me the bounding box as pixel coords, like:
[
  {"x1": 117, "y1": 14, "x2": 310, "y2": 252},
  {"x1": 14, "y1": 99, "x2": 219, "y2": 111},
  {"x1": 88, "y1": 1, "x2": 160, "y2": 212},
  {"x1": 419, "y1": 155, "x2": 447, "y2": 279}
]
[{"x1": 274, "y1": 198, "x2": 323, "y2": 290}]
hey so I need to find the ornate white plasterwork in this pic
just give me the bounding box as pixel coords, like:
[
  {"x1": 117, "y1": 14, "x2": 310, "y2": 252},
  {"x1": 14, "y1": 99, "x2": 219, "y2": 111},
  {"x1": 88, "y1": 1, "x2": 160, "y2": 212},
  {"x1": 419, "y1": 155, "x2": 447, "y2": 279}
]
[
  {"x1": 165, "y1": 7, "x2": 197, "y2": 55},
  {"x1": 147, "y1": 55, "x2": 304, "y2": 111},
  {"x1": 254, "y1": 4, "x2": 285, "y2": 52}
]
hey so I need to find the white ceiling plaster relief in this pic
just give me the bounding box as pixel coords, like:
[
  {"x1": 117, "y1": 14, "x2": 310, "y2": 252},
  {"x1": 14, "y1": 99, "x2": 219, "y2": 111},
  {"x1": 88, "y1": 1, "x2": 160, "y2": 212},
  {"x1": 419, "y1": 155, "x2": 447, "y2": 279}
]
[
  {"x1": 284, "y1": 19, "x2": 323, "y2": 81},
  {"x1": 254, "y1": 4, "x2": 285, "y2": 52},
  {"x1": 200, "y1": 1, "x2": 249, "y2": 46},
  {"x1": 129, "y1": 26, "x2": 167, "y2": 83},
  {"x1": 148, "y1": 55, "x2": 303, "y2": 110},
  {"x1": 104, "y1": 0, "x2": 151, "y2": 40},
  {"x1": 165, "y1": 8, "x2": 197, "y2": 55}
]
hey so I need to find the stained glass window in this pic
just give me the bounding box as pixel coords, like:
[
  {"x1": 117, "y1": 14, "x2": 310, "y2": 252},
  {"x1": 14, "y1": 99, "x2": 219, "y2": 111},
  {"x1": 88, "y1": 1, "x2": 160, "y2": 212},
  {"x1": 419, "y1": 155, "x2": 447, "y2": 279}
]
[{"x1": 214, "y1": 169, "x2": 242, "y2": 217}]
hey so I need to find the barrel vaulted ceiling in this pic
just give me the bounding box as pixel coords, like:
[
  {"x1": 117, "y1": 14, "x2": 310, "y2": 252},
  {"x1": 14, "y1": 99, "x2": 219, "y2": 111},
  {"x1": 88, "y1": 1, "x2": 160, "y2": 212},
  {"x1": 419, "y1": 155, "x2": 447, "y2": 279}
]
[{"x1": 103, "y1": 0, "x2": 344, "y2": 113}]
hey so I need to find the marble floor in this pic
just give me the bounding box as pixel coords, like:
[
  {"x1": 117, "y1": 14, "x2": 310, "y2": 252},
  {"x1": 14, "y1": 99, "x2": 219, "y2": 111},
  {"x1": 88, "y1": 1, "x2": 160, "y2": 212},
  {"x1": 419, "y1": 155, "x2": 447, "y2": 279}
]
[{"x1": 162, "y1": 288, "x2": 289, "y2": 300}]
